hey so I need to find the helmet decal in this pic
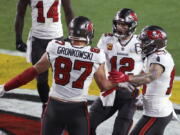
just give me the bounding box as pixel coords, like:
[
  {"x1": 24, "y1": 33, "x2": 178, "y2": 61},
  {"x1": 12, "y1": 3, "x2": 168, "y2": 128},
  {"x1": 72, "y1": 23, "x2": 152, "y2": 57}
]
[
  {"x1": 130, "y1": 12, "x2": 138, "y2": 21},
  {"x1": 86, "y1": 22, "x2": 93, "y2": 32},
  {"x1": 147, "y1": 30, "x2": 164, "y2": 40}
]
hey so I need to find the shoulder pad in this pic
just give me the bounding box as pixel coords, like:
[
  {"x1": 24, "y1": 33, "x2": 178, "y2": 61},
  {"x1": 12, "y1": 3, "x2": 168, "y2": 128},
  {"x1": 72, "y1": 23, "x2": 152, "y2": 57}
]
[
  {"x1": 90, "y1": 47, "x2": 100, "y2": 53},
  {"x1": 55, "y1": 40, "x2": 65, "y2": 45},
  {"x1": 155, "y1": 50, "x2": 166, "y2": 55},
  {"x1": 104, "y1": 33, "x2": 113, "y2": 37}
]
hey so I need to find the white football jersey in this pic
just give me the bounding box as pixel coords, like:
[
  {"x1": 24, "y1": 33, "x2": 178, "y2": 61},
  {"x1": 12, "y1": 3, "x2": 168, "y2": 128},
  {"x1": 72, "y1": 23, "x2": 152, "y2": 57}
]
[
  {"x1": 142, "y1": 49, "x2": 175, "y2": 117},
  {"x1": 46, "y1": 40, "x2": 106, "y2": 102},
  {"x1": 30, "y1": 0, "x2": 63, "y2": 39},
  {"x1": 97, "y1": 33, "x2": 143, "y2": 76},
  {"x1": 98, "y1": 33, "x2": 143, "y2": 106}
]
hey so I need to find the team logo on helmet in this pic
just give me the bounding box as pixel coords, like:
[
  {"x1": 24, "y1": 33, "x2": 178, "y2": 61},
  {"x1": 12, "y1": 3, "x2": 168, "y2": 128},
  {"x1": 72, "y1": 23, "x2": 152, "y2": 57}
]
[
  {"x1": 129, "y1": 12, "x2": 138, "y2": 22},
  {"x1": 147, "y1": 30, "x2": 164, "y2": 40},
  {"x1": 125, "y1": 12, "x2": 138, "y2": 23},
  {"x1": 86, "y1": 22, "x2": 93, "y2": 32}
]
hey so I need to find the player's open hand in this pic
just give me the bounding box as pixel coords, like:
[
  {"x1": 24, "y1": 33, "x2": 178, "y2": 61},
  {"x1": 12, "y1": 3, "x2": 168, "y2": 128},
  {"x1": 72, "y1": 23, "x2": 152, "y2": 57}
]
[{"x1": 108, "y1": 70, "x2": 129, "y2": 83}]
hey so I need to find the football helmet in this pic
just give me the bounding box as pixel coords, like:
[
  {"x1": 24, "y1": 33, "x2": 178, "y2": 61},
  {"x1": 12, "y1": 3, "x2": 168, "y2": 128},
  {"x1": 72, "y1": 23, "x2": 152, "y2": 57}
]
[
  {"x1": 138, "y1": 25, "x2": 167, "y2": 56},
  {"x1": 113, "y1": 8, "x2": 138, "y2": 38},
  {"x1": 69, "y1": 16, "x2": 94, "y2": 44}
]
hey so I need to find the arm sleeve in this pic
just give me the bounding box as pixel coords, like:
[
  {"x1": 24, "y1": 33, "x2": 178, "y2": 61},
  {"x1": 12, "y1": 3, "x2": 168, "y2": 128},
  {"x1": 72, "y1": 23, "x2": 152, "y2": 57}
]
[{"x1": 4, "y1": 67, "x2": 38, "y2": 91}]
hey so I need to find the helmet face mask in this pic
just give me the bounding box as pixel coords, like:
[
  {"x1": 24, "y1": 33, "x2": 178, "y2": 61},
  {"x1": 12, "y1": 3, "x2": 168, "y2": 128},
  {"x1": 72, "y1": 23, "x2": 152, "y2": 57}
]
[
  {"x1": 69, "y1": 16, "x2": 94, "y2": 44},
  {"x1": 138, "y1": 25, "x2": 167, "y2": 56},
  {"x1": 113, "y1": 8, "x2": 138, "y2": 38}
]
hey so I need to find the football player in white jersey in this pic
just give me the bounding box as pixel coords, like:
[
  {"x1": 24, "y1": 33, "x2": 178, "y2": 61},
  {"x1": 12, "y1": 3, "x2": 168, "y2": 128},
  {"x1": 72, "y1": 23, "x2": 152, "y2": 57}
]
[
  {"x1": 0, "y1": 16, "x2": 131, "y2": 135},
  {"x1": 109, "y1": 25, "x2": 176, "y2": 135},
  {"x1": 15, "y1": 0, "x2": 74, "y2": 115},
  {"x1": 90, "y1": 8, "x2": 144, "y2": 135}
]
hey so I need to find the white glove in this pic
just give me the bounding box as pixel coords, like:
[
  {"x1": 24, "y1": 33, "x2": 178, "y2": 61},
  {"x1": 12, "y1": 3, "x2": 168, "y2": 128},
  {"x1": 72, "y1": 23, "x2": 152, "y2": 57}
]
[
  {"x1": 0, "y1": 85, "x2": 6, "y2": 97},
  {"x1": 135, "y1": 94, "x2": 143, "y2": 107},
  {"x1": 118, "y1": 82, "x2": 135, "y2": 92}
]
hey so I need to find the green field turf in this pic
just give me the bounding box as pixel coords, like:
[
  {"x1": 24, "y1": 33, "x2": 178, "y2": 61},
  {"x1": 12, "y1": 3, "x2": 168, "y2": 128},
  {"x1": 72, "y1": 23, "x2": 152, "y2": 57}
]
[{"x1": 0, "y1": 0, "x2": 180, "y2": 74}]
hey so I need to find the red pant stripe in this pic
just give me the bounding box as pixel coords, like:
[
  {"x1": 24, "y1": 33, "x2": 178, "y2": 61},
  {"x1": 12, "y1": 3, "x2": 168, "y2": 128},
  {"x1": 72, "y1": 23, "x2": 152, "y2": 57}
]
[{"x1": 139, "y1": 117, "x2": 157, "y2": 135}]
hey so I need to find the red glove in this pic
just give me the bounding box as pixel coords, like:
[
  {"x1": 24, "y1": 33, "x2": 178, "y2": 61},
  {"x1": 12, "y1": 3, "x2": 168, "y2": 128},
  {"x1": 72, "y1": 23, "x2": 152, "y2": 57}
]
[{"x1": 108, "y1": 70, "x2": 129, "y2": 83}]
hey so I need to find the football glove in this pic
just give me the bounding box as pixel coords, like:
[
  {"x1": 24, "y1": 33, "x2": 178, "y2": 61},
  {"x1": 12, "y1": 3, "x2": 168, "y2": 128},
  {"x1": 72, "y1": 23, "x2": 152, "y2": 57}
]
[
  {"x1": 108, "y1": 70, "x2": 129, "y2": 83},
  {"x1": 16, "y1": 40, "x2": 27, "y2": 52},
  {"x1": 0, "y1": 85, "x2": 6, "y2": 97}
]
